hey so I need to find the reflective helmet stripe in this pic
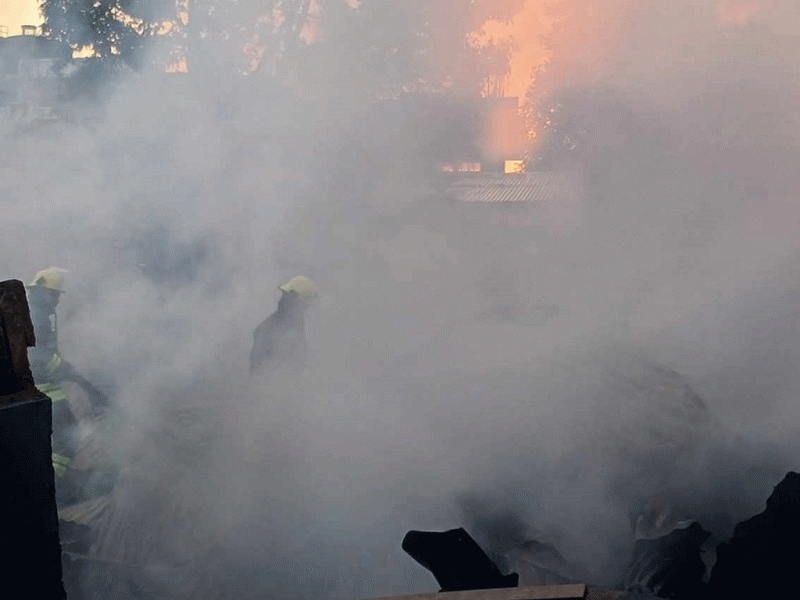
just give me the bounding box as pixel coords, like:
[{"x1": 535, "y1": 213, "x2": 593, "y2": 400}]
[
  {"x1": 27, "y1": 267, "x2": 67, "y2": 292},
  {"x1": 46, "y1": 353, "x2": 63, "y2": 374},
  {"x1": 36, "y1": 382, "x2": 67, "y2": 403},
  {"x1": 52, "y1": 452, "x2": 73, "y2": 477}
]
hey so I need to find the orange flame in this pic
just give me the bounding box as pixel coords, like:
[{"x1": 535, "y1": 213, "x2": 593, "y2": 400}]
[{"x1": 470, "y1": 1, "x2": 555, "y2": 104}]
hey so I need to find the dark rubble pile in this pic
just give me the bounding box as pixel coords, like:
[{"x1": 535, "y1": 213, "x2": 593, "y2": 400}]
[
  {"x1": 402, "y1": 528, "x2": 519, "y2": 592},
  {"x1": 58, "y1": 405, "x2": 230, "y2": 600},
  {"x1": 620, "y1": 521, "x2": 710, "y2": 600},
  {"x1": 402, "y1": 473, "x2": 800, "y2": 600},
  {"x1": 708, "y1": 471, "x2": 800, "y2": 599},
  {"x1": 398, "y1": 362, "x2": 800, "y2": 600},
  {"x1": 507, "y1": 538, "x2": 578, "y2": 586}
]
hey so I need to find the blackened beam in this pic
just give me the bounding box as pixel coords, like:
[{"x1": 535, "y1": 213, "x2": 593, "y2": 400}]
[
  {"x1": 0, "y1": 278, "x2": 36, "y2": 398},
  {"x1": 0, "y1": 279, "x2": 66, "y2": 597},
  {"x1": 366, "y1": 584, "x2": 587, "y2": 600}
]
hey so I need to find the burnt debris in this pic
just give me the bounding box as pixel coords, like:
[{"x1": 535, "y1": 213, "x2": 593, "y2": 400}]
[
  {"x1": 621, "y1": 521, "x2": 710, "y2": 600},
  {"x1": 402, "y1": 528, "x2": 519, "y2": 592},
  {"x1": 708, "y1": 471, "x2": 800, "y2": 599},
  {"x1": 0, "y1": 279, "x2": 36, "y2": 396},
  {"x1": 508, "y1": 538, "x2": 578, "y2": 586},
  {"x1": 398, "y1": 471, "x2": 800, "y2": 600}
]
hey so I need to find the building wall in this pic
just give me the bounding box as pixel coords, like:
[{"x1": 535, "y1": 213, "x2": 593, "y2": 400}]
[{"x1": 0, "y1": 36, "x2": 70, "y2": 107}]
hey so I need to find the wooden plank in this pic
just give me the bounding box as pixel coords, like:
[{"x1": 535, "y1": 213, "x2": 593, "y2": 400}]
[{"x1": 368, "y1": 584, "x2": 587, "y2": 600}]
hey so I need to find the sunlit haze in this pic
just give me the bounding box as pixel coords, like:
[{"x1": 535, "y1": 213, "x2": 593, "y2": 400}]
[
  {"x1": 0, "y1": 0, "x2": 42, "y2": 35},
  {"x1": 3, "y1": 0, "x2": 800, "y2": 598}
]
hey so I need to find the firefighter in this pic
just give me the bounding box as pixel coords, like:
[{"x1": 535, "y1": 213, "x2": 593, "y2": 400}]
[
  {"x1": 250, "y1": 275, "x2": 318, "y2": 375},
  {"x1": 27, "y1": 267, "x2": 110, "y2": 506}
]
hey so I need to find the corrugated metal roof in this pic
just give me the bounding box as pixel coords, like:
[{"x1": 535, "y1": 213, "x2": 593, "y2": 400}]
[{"x1": 448, "y1": 172, "x2": 586, "y2": 203}]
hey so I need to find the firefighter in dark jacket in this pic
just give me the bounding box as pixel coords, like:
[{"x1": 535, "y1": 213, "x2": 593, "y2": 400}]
[
  {"x1": 27, "y1": 267, "x2": 110, "y2": 506},
  {"x1": 250, "y1": 275, "x2": 318, "y2": 376}
]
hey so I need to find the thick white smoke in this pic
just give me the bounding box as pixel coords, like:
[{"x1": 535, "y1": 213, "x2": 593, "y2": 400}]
[{"x1": 2, "y1": 0, "x2": 800, "y2": 597}]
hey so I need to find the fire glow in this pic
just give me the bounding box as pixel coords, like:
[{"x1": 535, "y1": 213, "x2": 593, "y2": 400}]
[{"x1": 469, "y1": 0, "x2": 554, "y2": 103}]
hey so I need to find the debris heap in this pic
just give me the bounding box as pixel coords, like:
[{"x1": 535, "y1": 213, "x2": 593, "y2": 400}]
[{"x1": 709, "y1": 471, "x2": 800, "y2": 599}]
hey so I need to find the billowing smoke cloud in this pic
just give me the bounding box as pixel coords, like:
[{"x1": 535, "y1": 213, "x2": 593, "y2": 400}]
[{"x1": 2, "y1": 0, "x2": 800, "y2": 598}]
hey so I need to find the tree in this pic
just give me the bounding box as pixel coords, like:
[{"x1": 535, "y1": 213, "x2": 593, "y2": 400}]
[
  {"x1": 523, "y1": 0, "x2": 800, "y2": 167},
  {"x1": 287, "y1": 0, "x2": 526, "y2": 99},
  {"x1": 525, "y1": 0, "x2": 800, "y2": 215},
  {"x1": 41, "y1": 0, "x2": 176, "y2": 67},
  {"x1": 41, "y1": 0, "x2": 526, "y2": 95}
]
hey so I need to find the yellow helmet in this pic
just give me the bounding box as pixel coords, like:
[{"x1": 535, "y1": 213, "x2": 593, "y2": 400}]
[
  {"x1": 28, "y1": 267, "x2": 68, "y2": 292},
  {"x1": 279, "y1": 275, "x2": 318, "y2": 300}
]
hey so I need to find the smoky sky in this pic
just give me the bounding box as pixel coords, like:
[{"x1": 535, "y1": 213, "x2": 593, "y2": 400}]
[{"x1": 2, "y1": 0, "x2": 800, "y2": 598}]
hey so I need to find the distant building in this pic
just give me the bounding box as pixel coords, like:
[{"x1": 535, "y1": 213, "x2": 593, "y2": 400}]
[
  {"x1": 0, "y1": 27, "x2": 71, "y2": 117},
  {"x1": 428, "y1": 95, "x2": 587, "y2": 213},
  {"x1": 447, "y1": 171, "x2": 586, "y2": 204}
]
